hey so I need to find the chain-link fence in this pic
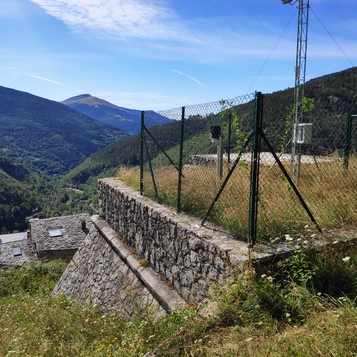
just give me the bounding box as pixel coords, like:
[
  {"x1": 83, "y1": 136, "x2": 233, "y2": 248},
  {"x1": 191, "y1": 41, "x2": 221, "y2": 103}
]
[
  {"x1": 140, "y1": 92, "x2": 357, "y2": 245},
  {"x1": 259, "y1": 93, "x2": 357, "y2": 242}
]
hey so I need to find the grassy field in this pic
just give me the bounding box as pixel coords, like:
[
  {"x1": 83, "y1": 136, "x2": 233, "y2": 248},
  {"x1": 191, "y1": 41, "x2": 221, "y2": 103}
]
[
  {"x1": 2, "y1": 157, "x2": 357, "y2": 356},
  {"x1": 120, "y1": 155, "x2": 357, "y2": 241},
  {"x1": 1, "y1": 241, "x2": 357, "y2": 356},
  {"x1": 0, "y1": 260, "x2": 195, "y2": 357}
]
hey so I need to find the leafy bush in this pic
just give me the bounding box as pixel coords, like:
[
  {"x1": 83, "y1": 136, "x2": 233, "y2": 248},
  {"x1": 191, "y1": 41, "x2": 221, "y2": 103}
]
[{"x1": 0, "y1": 259, "x2": 67, "y2": 296}]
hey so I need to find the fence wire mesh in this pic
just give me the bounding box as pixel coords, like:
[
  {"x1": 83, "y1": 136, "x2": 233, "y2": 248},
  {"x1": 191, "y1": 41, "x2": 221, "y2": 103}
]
[
  {"x1": 140, "y1": 91, "x2": 357, "y2": 244},
  {"x1": 258, "y1": 94, "x2": 357, "y2": 241},
  {"x1": 141, "y1": 94, "x2": 255, "y2": 241}
]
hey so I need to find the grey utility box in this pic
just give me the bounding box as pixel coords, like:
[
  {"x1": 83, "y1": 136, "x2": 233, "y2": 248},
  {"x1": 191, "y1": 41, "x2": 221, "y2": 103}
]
[{"x1": 294, "y1": 123, "x2": 312, "y2": 144}]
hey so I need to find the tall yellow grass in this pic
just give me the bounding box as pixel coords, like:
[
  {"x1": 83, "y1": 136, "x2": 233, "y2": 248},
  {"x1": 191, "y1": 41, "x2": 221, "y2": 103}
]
[{"x1": 118, "y1": 155, "x2": 357, "y2": 241}]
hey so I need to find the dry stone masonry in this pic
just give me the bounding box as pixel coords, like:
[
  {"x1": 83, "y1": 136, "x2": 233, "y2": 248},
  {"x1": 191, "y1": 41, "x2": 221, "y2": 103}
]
[
  {"x1": 55, "y1": 178, "x2": 282, "y2": 316},
  {"x1": 98, "y1": 178, "x2": 259, "y2": 303},
  {"x1": 53, "y1": 215, "x2": 185, "y2": 318}
]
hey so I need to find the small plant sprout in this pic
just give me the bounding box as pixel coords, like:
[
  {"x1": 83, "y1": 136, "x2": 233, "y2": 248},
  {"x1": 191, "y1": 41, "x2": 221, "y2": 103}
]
[{"x1": 140, "y1": 258, "x2": 150, "y2": 267}]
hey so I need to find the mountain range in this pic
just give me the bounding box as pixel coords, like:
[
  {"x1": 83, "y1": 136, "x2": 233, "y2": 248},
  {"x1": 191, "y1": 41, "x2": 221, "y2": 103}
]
[
  {"x1": 0, "y1": 86, "x2": 128, "y2": 176},
  {"x1": 1, "y1": 66, "x2": 357, "y2": 233},
  {"x1": 61, "y1": 94, "x2": 173, "y2": 135}
]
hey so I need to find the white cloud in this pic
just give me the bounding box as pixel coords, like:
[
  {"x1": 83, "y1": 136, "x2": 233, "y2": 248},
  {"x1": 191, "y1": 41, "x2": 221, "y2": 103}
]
[
  {"x1": 28, "y1": 0, "x2": 357, "y2": 65},
  {"x1": 30, "y1": 0, "x2": 192, "y2": 42},
  {"x1": 26, "y1": 73, "x2": 64, "y2": 85},
  {"x1": 170, "y1": 69, "x2": 206, "y2": 87},
  {"x1": 28, "y1": 0, "x2": 287, "y2": 60}
]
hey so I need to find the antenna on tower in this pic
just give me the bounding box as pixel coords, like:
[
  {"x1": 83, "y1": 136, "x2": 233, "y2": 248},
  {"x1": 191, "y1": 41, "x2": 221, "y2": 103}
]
[{"x1": 282, "y1": 0, "x2": 310, "y2": 183}]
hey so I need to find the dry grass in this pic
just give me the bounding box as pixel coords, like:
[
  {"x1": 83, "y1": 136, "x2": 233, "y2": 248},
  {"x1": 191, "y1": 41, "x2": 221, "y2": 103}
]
[
  {"x1": 118, "y1": 155, "x2": 357, "y2": 241},
  {"x1": 3, "y1": 242, "x2": 357, "y2": 357},
  {"x1": 152, "y1": 241, "x2": 357, "y2": 356},
  {"x1": 204, "y1": 305, "x2": 357, "y2": 357}
]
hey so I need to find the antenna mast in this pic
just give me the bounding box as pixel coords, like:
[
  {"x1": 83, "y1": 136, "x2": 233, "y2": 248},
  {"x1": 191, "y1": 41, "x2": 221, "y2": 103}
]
[{"x1": 283, "y1": 0, "x2": 310, "y2": 182}]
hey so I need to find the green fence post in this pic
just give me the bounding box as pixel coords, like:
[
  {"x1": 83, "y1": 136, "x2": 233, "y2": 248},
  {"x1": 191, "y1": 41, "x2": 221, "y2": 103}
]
[
  {"x1": 177, "y1": 107, "x2": 185, "y2": 212},
  {"x1": 343, "y1": 113, "x2": 352, "y2": 169},
  {"x1": 140, "y1": 110, "x2": 144, "y2": 195},
  {"x1": 228, "y1": 113, "x2": 232, "y2": 165},
  {"x1": 248, "y1": 92, "x2": 263, "y2": 248}
]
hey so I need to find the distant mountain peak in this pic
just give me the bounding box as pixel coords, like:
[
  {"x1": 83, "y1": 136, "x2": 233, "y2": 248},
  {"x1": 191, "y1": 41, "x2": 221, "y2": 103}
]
[
  {"x1": 62, "y1": 94, "x2": 119, "y2": 109},
  {"x1": 0, "y1": 85, "x2": 128, "y2": 175},
  {"x1": 61, "y1": 94, "x2": 173, "y2": 135},
  {"x1": 67, "y1": 94, "x2": 92, "y2": 100}
]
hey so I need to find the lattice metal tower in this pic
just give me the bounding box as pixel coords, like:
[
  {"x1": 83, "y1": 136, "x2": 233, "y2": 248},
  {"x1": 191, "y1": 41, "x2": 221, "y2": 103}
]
[{"x1": 283, "y1": 0, "x2": 310, "y2": 181}]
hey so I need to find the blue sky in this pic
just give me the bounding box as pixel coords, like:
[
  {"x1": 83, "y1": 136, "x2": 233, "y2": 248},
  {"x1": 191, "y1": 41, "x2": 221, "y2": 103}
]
[{"x1": 1, "y1": 0, "x2": 356, "y2": 110}]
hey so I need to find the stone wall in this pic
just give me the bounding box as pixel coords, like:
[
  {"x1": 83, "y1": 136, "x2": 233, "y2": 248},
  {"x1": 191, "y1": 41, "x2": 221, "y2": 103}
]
[
  {"x1": 98, "y1": 178, "x2": 266, "y2": 303},
  {"x1": 53, "y1": 215, "x2": 185, "y2": 318},
  {"x1": 55, "y1": 178, "x2": 280, "y2": 316}
]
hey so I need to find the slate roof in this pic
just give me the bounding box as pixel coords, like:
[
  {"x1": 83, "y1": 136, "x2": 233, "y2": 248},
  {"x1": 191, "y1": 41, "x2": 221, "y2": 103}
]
[
  {"x1": 0, "y1": 233, "x2": 38, "y2": 267},
  {"x1": 29, "y1": 213, "x2": 91, "y2": 253}
]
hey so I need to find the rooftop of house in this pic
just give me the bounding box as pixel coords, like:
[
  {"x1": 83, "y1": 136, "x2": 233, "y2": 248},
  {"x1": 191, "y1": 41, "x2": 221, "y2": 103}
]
[
  {"x1": 0, "y1": 232, "x2": 28, "y2": 244},
  {"x1": 29, "y1": 213, "x2": 91, "y2": 253},
  {"x1": 0, "y1": 233, "x2": 38, "y2": 267}
]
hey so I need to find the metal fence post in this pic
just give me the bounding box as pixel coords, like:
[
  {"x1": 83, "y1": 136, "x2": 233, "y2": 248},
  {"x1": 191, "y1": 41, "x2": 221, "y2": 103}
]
[
  {"x1": 177, "y1": 107, "x2": 185, "y2": 212},
  {"x1": 140, "y1": 110, "x2": 144, "y2": 195},
  {"x1": 228, "y1": 113, "x2": 232, "y2": 165},
  {"x1": 248, "y1": 92, "x2": 263, "y2": 247},
  {"x1": 344, "y1": 113, "x2": 352, "y2": 169}
]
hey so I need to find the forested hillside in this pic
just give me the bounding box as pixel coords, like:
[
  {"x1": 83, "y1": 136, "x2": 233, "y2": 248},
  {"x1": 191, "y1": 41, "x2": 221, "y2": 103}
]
[
  {"x1": 249, "y1": 67, "x2": 357, "y2": 154},
  {"x1": 65, "y1": 67, "x2": 357, "y2": 188},
  {"x1": 1, "y1": 67, "x2": 357, "y2": 233},
  {"x1": 0, "y1": 86, "x2": 129, "y2": 176},
  {"x1": 0, "y1": 158, "x2": 47, "y2": 233}
]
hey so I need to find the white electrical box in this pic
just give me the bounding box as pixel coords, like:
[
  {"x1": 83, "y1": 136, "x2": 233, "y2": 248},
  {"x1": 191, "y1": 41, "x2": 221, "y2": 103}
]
[{"x1": 294, "y1": 123, "x2": 312, "y2": 144}]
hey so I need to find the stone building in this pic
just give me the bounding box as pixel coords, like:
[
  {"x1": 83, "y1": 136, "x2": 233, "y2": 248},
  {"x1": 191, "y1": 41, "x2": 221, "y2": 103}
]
[
  {"x1": 29, "y1": 213, "x2": 91, "y2": 262},
  {"x1": 0, "y1": 232, "x2": 38, "y2": 267}
]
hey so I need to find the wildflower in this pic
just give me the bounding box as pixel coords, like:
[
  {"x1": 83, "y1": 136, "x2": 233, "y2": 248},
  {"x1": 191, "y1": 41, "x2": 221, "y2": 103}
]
[
  {"x1": 342, "y1": 256, "x2": 351, "y2": 262},
  {"x1": 96, "y1": 343, "x2": 105, "y2": 352}
]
